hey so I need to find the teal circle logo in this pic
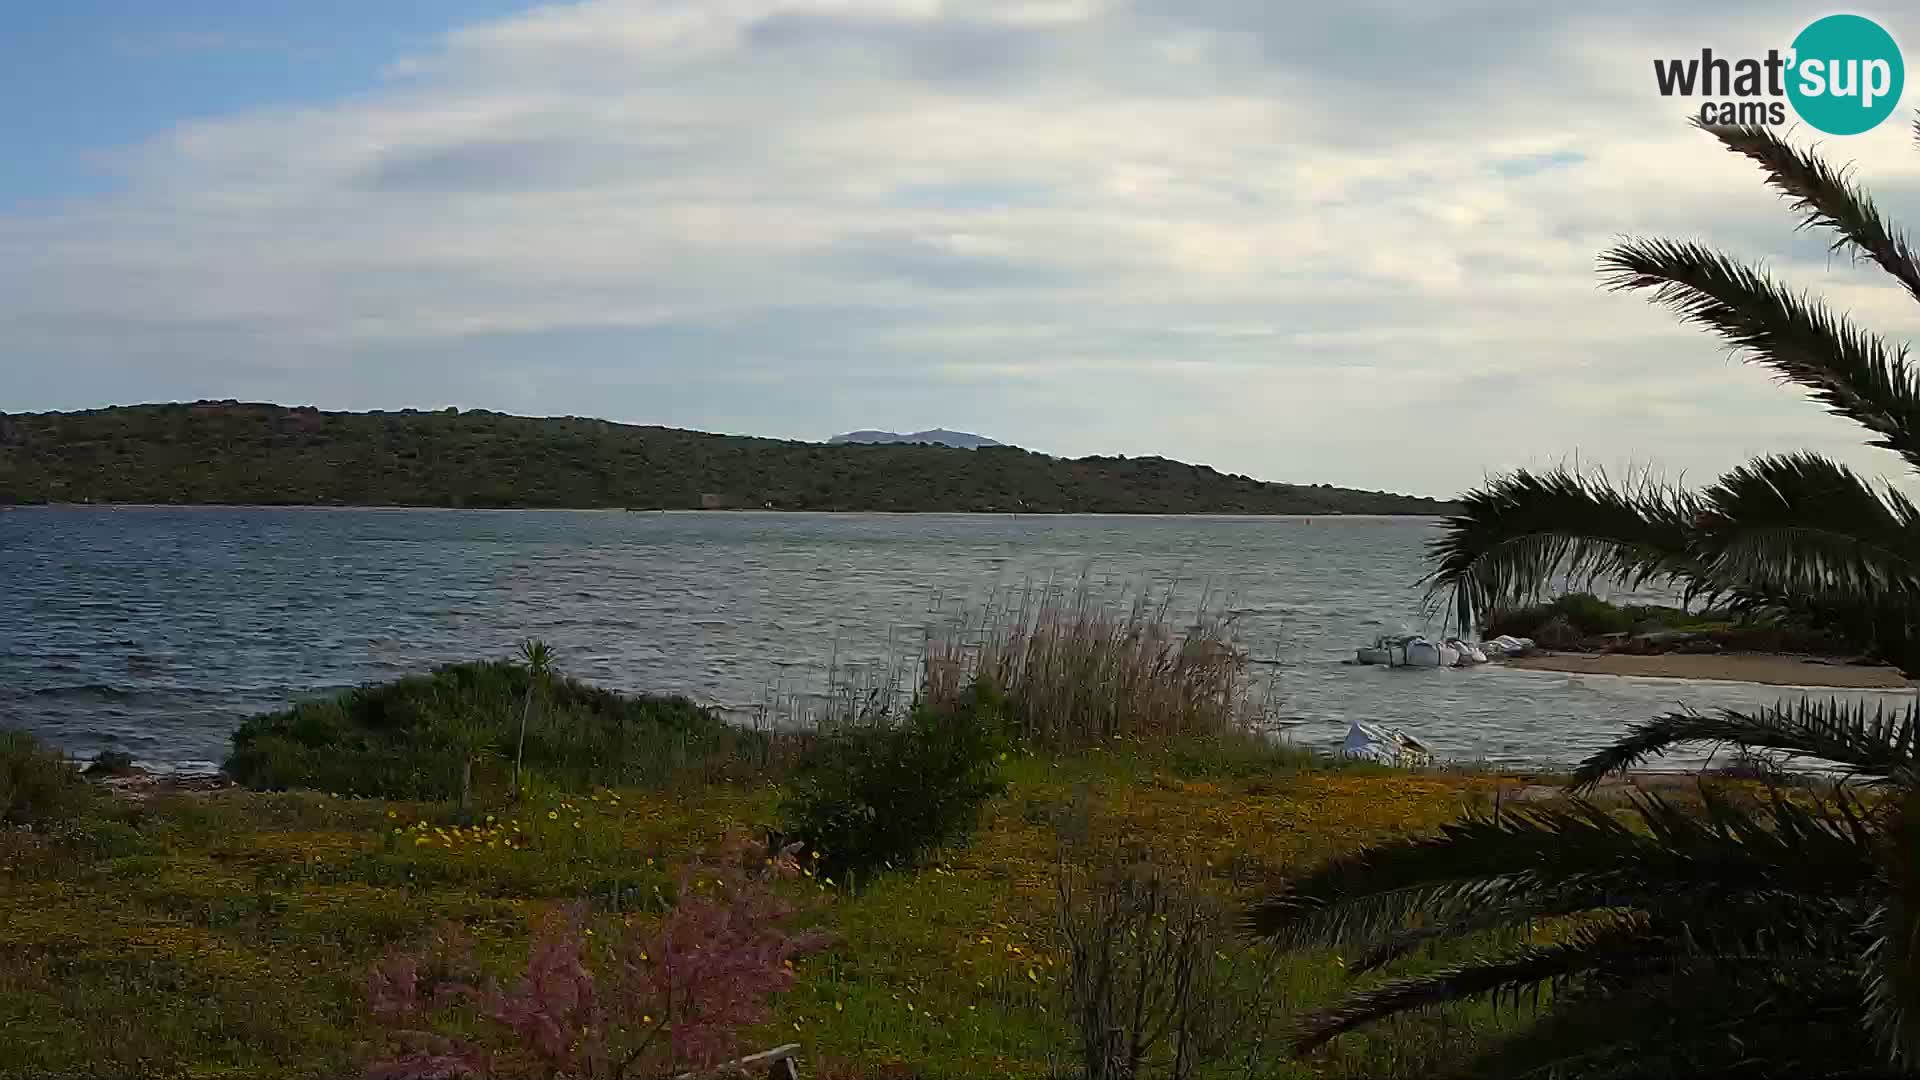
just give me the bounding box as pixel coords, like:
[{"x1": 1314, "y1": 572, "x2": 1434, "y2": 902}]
[{"x1": 1787, "y1": 14, "x2": 1904, "y2": 135}]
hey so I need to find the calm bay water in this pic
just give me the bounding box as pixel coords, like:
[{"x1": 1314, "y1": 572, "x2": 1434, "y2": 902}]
[{"x1": 3, "y1": 507, "x2": 1910, "y2": 772}]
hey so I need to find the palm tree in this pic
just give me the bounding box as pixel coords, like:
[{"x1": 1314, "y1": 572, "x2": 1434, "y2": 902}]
[
  {"x1": 1250, "y1": 700, "x2": 1920, "y2": 1077},
  {"x1": 512, "y1": 638, "x2": 554, "y2": 800},
  {"x1": 1248, "y1": 118, "x2": 1920, "y2": 1077},
  {"x1": 1426, "y1": 118, "x2": 1920, "y2": 674}
]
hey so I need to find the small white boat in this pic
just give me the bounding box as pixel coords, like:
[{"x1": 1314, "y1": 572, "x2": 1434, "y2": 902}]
[
  {"x1": 1341, "y1": 722, "x2": 1435, "y2": 767},
  {"x1": 1481, "y1": 635, "x2": 1536, "y2": 659},
  {"x1": 1356, "y1": 633, "x2": 1509, "y2": 668},
  {"x1": 1355, "y1": 633, "x2": 1412, "y2": 665},
  {"x1": 1447, "y1": 638, "x2": 1488, "y2": 665},
  {"x1": 1404, "y1": 637, "x2": 1442, "y2": 667}
]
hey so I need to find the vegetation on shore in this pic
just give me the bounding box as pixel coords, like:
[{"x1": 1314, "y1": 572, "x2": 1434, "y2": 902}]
[
  {"x1": 1483, "y1": 592, "x2": 1848, "y2": 657},
  {"x1": 0, "y1": 584, "x2": 1608, "y2": 1080},
  {"x1": 3, "y1": 591, "x2": 1540, "y2": 1080},
  {"x1": 0, "y1": 402, "x2": 1454, "y2": 515},
  {"x1": 8, "y1": 553, "x2": 1913, "y2": 1078},
  {"x1": 224, "y1": 660, "x2": 748, "y2": 801},
  {"x1": 1, "y1": 721, "x2": 1529, "y2": 1080}
]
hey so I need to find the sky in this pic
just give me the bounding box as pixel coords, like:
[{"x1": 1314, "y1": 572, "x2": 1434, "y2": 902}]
[{"x1": 7, "y1": 1, "x2": 1920, "y2": 498}]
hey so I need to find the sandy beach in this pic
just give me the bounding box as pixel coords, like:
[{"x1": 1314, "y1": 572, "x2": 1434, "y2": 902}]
[{"x1": 1500, "y1": 651, "x2": 1915, "y2": 690}]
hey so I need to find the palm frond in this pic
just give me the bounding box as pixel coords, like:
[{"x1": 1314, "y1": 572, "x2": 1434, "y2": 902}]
[
  {"x1": 1461, "y1": 957, "x2": 1892, "y2": 1080},
  {"x1": 1702, "y1": 121, "x2": 1920, "y2": 306},
  {"x1": 1250, "y1": 791, "x2": 1876, "y2": 951},
  {"x1": 1599, "y1": 238, "x2": 1920, "y2": 472},
  {"x1": 1291, "y1": 918, "x2": 1655, "y2": 1055},
  {"x1": 1571, "y1": 699, "x2": 1920, "y2": 789},
  {"x1": 1247, "y1": 801, "x2": 1637, "y2": 947},
  {"x1": 1863, "y1": 791, "x2": 1920, "y2": 1064},
  {"x1": 1422, "y1": 468, "x2": 1702, "y2": 631},
  {"x1": 1696, "y1": 452, "x2": 1920, "y2": 601}
]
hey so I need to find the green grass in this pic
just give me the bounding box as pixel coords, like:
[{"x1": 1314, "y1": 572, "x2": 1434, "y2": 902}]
[{"x1": 0, "y1": 737, "x2": 1551, "y2": 1080}]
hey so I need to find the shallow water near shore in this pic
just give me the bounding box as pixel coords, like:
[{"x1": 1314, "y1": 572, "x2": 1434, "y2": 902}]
[{"x1": 3, "y1": 506, "x2": 1911, "y2": 772}]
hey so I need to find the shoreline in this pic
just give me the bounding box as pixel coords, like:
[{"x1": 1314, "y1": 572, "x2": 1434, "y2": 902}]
[
  {"x1": 2, "y1": 503, "x2": 1450, "y2": 517},
  {"x1": 1497, "y1": 650, "x2": 1915, "y2": 690}
]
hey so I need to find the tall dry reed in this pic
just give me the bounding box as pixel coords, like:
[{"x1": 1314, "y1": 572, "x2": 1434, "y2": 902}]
[{"x1": 923, "y1": 579, "x2": 1263, "y2": 749}]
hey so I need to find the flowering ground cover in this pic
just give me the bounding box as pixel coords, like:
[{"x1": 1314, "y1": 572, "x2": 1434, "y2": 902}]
[{"x1": 0, "y1": 743, "x2": 1545, "y2": 1079}]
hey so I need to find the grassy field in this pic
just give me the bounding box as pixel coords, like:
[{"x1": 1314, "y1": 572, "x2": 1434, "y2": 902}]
[{"x1": 0, "y1": 742, "x2": 1541, "y2": 1080}]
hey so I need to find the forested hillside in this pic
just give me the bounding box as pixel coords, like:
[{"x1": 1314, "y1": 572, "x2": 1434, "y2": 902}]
[{"x1": 0, "y1": 402, "x2": 1453, "y2": 514}]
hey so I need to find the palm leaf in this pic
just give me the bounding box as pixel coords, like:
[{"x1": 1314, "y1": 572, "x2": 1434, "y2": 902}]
[
  {"x1": 1423, "y1": 468, "x2": 1703, "y2": 631},
  {"x1": 1599, "y1": 238, "x2": 1920, "y2": 473},
  {"x1": 1290, "y1": 918, "x2": 1656, "y2": 1054},
  {"x1": 1697, "y1": 452, "x2": 1920, "y2": 601},
  {"x1": 1571, "y1": 700, "x2": 1920, "y2": 789},
  {"x1": 1250, "y1": 791, "x2": 1876, "y2": 952},
  {"x1": 1460, "y1": 957, "x2": 1896, "y2": 1080},
  {"x1": 1702, "y1": 120, "x2": 1920, "y2": 306},
  {"x1": 1863, "y1": 790, "x2": 1920, "y2": 1064}
]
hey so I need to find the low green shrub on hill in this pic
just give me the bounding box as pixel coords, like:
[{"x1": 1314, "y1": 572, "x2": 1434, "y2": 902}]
[
  {"x1": 225, "y1": 659, "x2": 742, "y2": 799},
  {"x1": 0, "y1": 729, "x2": 92, "y2": 826},
  {"x1": 779, "y1": 683, "x2": 1008, "y2": 882}
]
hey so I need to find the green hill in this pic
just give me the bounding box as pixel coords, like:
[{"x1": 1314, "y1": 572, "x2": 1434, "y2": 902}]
[{"x1": 0, "y1": 401, "x2": 1454, "y2": 514}]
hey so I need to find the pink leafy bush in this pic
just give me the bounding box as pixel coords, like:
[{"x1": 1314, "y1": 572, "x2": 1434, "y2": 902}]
[{"x1": 364, "y1": 833, "x2": 832, "y2": 1080}]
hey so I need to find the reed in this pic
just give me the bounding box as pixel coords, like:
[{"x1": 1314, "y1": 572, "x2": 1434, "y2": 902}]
[{"x1": 923, "y1": 578, "x2": 1266, "y2": 751}]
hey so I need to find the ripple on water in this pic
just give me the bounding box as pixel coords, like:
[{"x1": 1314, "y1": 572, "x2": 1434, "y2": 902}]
[{"x1": 2, "y1": 507, "x2": 1913, "y2": 771}]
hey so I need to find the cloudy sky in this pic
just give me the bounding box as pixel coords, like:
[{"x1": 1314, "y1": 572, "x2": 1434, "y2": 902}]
[{"x1": 7, "y1": 1, "x2": 1920, "y2": 498}]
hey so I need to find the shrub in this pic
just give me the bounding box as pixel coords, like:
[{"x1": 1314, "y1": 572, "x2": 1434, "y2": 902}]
[
  {"x1": 779, "y1": 683, "x2": 1006, "y2": 881},
  {"x1": 0, "y1": 729, "x2": 90, "y2": 827},
  {"x1": 923, "y1": 582, "x2": 1259, "y2": 750},
  {"x1": 1485, "y1": 594, "x2": 1628, "y2": 640},
  {"x1": 1549, "y1": 592, "x2": 1633, "y2": 636},
  {"x1": 1531, "y1": 613, "x2": 1581, "y2": 649},
  {"x1": 1055, "y1": 849, "x2": 1282, "y2": 1080},
  {"x1": 226, "y1": 658, "x2": 742, "y2": 799},
  {"x1": 363, "y1": 833, "x2": 831, "y2": 1080},
  {"x1": 83, "y1": 748, "x2": 138, "y2": 776}
]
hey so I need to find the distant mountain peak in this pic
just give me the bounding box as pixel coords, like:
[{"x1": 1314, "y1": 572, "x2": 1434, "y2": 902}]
[{"x1": 828, "y1": 428, "x2": 1005, "y2": 449}]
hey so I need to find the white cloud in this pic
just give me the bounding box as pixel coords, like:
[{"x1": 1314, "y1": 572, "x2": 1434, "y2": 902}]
[{"x1": 8, "y1": 0, "x2": 1920, "y2": 497}]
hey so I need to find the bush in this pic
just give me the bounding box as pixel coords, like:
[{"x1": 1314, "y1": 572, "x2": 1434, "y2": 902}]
[
  {"x1": 84, "y1": 749, "x2": 138, "y2": 776},
  {"x1": 1485, "y1": 593, "x2": 1632, "y2": 640},
  {"x1": 1550, "y1": 592, "x2": 1633, "y2": 636},
  {"x1": 1055, "y1": 850, "x2": 1282, "y2": 1080},
  {"x1": 1, "y1": 729, "x2": 91, "y2": 827},
  {"x1": 1531, "y1": 613, "x2": 1582, "y2": 649},
  {"x1": 364, "y1": 833, "x2": 831, "y2": 1080},
  {"x1": 779, "y1": 683, "x2": 1007, "y2": 881},
  {"x1": 226, "y1": 658, "x2": 741, "y2": 799}
]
